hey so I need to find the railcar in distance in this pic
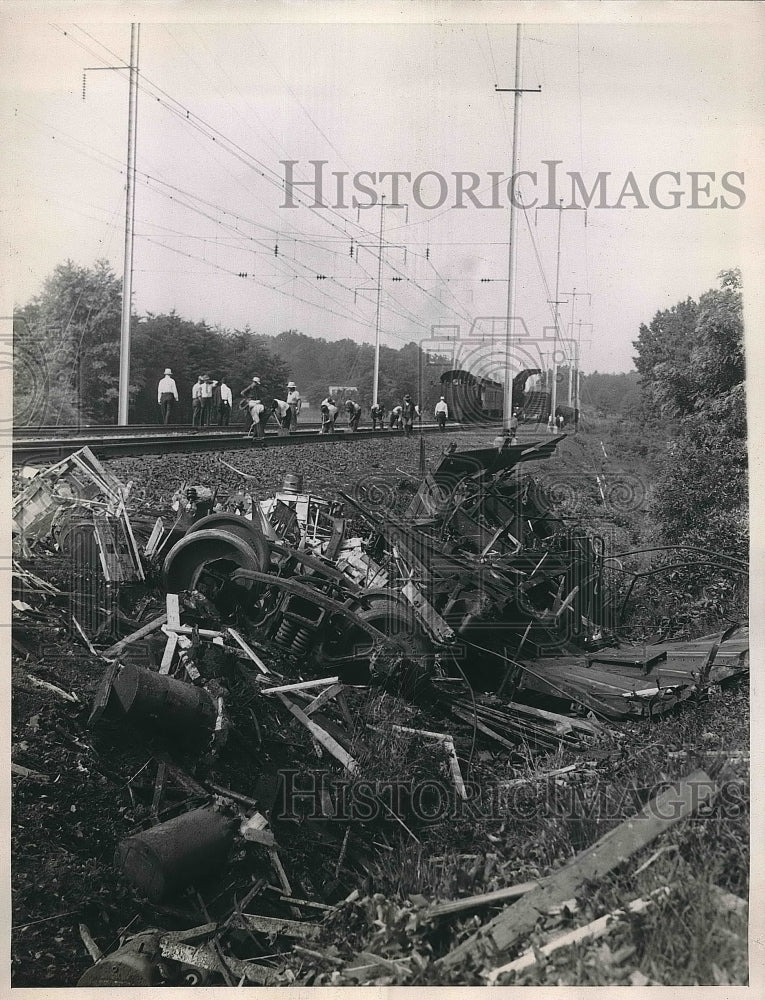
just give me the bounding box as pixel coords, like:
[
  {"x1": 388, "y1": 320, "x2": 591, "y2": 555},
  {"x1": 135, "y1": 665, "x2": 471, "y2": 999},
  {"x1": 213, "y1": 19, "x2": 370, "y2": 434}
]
[{"x1": 440, "y1": 370, "x2": 503, "y2": 422}]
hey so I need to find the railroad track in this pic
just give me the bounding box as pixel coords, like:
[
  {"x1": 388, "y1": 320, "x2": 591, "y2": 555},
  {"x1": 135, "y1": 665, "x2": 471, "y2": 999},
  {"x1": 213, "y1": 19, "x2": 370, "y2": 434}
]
[{"x1": 12, "y1": 422, "x2": 483, "y2": 464}]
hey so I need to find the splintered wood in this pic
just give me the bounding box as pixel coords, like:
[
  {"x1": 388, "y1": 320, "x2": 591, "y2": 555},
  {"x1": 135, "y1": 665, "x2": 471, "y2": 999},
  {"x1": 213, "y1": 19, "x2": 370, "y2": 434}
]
[{"x1": 439, "y1": 769, "x2": 717, "y2": 970}]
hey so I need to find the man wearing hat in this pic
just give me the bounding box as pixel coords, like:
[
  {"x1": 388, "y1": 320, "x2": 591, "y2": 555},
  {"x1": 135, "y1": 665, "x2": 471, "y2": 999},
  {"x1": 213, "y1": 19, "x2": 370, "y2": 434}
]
[
  {"x1": 401, "y1": 394, "x2": 417, "y2": 437},
  {"x1": 157, "y1": 367, "x2": 178, "y2": 424},
  {"x1": 199, "y1": 374, "x2": 214, "y2": 426},
  {"x1": 239, "y1": 375, "x2": 261, "y2": 432},
  {"x1": 434, "y1": 395, "x2": 449, "y2": 431},
  {"x1": 192, "y1": 374, "x2": 204, "y2": 428},
  {"x1": 286, "y1": 380, "x2": 301, "y2": 433}
]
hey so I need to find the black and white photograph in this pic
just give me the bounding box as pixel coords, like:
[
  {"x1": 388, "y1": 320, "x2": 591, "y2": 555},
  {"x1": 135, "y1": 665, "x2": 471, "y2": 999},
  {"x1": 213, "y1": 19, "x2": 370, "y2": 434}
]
[{"x1": 2, "y1": 1, "x2": 761, "y2": 990}]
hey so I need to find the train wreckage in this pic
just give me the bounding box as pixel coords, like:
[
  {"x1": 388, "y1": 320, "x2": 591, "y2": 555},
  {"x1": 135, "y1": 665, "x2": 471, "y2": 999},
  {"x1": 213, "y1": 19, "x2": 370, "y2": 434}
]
[{"x1": 11, "y1": 439, "x2": 748, "y2": 986}]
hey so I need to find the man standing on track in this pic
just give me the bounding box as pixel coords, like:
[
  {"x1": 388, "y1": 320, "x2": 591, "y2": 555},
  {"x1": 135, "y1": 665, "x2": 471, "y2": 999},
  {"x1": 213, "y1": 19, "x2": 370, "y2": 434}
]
[
  {"x1": 401, "y1": 394, "x2": 416, "y2": 437},
  {"x1": 389, "y1": 403, "x2": 403, "y2": 430},
  {"x1": 192, "y1": 374, "x2": 204, "y2": 428},
  {"x1": 434, "y1": 395, "x2": 448, "y2": 431},
  {"x1": 200, "y1": 374, "x2": 214, "y2": 426},
  {"x1": 286, "y1": 381, "x2": 301, "y2": 432},
  {"x1": 218, "y1": 376, "x2": 232, "y2": 425},
  {"x1": 157, "y1": 367, "x2": 178, "y2": 424}
]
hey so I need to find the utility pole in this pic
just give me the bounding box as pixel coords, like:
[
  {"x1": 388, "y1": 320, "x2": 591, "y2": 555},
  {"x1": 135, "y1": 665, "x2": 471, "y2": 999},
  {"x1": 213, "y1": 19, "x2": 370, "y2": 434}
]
[
  {"x1": 356, "y1": 197, "x2": 406, "y2": 407},
  {"x1": 495, "y1": 26, "x2": 541, "y2": 426},
  {"x1": 574, "y1": 320, "x2": 594, "y2": 424},
  {"x1": 536, "y1": 202, "x2": 585, "y2": 424},
  {"x1": 117, "y1": 23, "x2": 140, "y2": 425},
  {"x1": 372, "y1": 195, "x2": 386, "y2": 409},
  {"x1": 560, "y1": 289, "x2": 591, "y2": 404}
]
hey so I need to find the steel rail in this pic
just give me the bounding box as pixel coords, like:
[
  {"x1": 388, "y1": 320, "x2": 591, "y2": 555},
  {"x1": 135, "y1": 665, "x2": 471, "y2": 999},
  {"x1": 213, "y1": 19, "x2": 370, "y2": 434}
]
[{"x1": 12, "y1": 423, "x2": 478, "y2": 463}]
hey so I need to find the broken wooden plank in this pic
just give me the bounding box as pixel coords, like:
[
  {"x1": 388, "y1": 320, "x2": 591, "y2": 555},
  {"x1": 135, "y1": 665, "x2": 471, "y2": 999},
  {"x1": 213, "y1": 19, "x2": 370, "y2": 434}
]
[
  {"x1": 227, "y1": 627, "x2": 272, "y2": 674},
  {"x1": 11, "y1": 762, "x2": 50, "y2": 782},
  {"x1": 386, "y1": 725, "x2": 467, "y2": 800},
  {"x1": 160, "y1": 922, "x2": 219, "y2": 943},
  {"x1": 158, "y1": 940, "x2": 277, "y2": 984},
  {"x1": 300, "y1": 682, "x2": 346, "y2": 716},
  {"x1": 166, "y1": 592, "x2": 181, "y2": 628},
  {"x1": 262, "y1": 676, "x2": 340, "y2": 696},
  {"x1": 448, "y1": 704, "x2": 519, "y2": 752},
  {"x1": 101, "y1": 613, "x2": 167, "y2": 659},
  {"x1": 238, "y1": 913, "x2": 320, "y2": 940},
  {"x1": 240, "y1": 812, "x2": 275, "y2": 847},
  {"x1": 26, "y1": 674, "x2": 79, "y2": 703},
  {"x1": 277, "y1": 895, "x2": 336, "y2": 912},
  {"x1": 163, "y1": 624, "x2": 225, "y2": 639},
  {"x1": 439, "y1": 769, "x2": 717, "y2": 969},
  {"x1": 71, "y1": 615, "x2": 100, "y2": 657},
  {"x1": 423, "y1": 878, "x2": 541, "y2": 920},
  {"x1": 344, "y1": 950, "x2": 412, "y2": 979},
  {"x1": 277, "y1": 694, "x2": 359, "y2": 773},
  {"x1": 268, "y1": 848, "x2": 301, "y2": 917},
  {"x1": 78, "y1": 923, "x2": 104, "y2": 964},
  {"x1": 159, "y1": 631, "x2": 178, "y2": 675},
  {"x1": 486, "y1": 886, "x2": 672, "y2": 983}
]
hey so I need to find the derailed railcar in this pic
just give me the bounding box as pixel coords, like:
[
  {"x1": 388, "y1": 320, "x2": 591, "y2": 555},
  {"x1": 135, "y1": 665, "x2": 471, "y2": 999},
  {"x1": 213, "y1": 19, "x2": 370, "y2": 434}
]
[{"x1": 439, "y1": 370, "x2": 503, "y2": 421}]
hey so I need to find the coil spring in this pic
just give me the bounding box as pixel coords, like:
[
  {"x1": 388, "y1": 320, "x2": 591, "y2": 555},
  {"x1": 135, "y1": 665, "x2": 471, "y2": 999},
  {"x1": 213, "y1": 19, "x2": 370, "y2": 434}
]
[
  {"x1": 273, "y1": 617, "x2": 314, "y2": 656},
  {"x1": 291, "y1": 626, "x2": 313, "y2": 657},
  {"x1": 274, "y1": 619, "x2": 297, "y2": 647}
]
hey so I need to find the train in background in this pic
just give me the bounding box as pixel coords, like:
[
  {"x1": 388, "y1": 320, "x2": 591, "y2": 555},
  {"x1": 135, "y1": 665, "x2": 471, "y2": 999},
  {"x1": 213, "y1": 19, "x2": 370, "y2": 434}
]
[{"x1": 440, "y1": 367, "x2": 578, "y2": 425}]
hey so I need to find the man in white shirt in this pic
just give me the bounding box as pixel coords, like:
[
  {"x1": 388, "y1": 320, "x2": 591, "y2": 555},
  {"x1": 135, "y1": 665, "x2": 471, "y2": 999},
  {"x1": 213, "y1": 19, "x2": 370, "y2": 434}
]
[
  {"x1": 286, "y1": 381, "x2": 301, "y2": 433},
  {"x1": 271, "y1": 398, "x2": 292, "y2": 435},
  {"x1": 157, "y1": 368, "x2": 178, "y2": 424},
  {"x1": 218, "y1": 377, "x2": 232, "y2": 425},
  {"x1": 240, "y1": 375, "x2": 261, "y2": 432},
  {"x1": 370, "y1": 402, "x2": 384, "y2": 430},
  {"x1": 200, "y1": 375, "x2": 214, "y2": 426},
  {"x1": 434, "y1": 396, "x2": 448, "y2": 431},
  {"x1": 319, "y1": 396, "x2": 338, "y2": 434},
  {"x1": 345, "y1": 399, "x2": 362, "y2": 432},
  {"x1": 191, "y1": 375, "x2": 204, "y2": 428},
  {"x1": 246, "y1": 398, "x2": 266, "y2": 439}
]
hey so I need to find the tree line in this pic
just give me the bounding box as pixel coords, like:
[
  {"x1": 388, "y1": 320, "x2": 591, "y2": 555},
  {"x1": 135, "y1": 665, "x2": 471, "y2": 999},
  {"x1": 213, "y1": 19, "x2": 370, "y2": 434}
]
[
  {"x1": 632, "y1": 267, "x2": 746, "y2": 563},
  {"x1": 13, "y1": 260, "x2": 453, "y2": 426}
]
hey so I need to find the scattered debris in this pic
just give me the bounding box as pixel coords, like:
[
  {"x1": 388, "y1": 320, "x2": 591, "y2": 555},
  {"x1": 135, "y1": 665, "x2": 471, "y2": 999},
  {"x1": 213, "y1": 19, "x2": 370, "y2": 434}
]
[
  {"x1": 439, "y1": 768, "x2": 717, "y2": 970},
  {"x1": 10, "y1": 444, "x2": 749, "y2": 986}
]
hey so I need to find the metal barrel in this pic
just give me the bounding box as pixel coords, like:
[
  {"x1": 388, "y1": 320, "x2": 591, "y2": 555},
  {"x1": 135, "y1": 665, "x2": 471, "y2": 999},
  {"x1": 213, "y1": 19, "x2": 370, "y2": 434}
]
[
  {"x1": 281, "y1": 471, "x2": 304, "y2": 494},
  {"x1": 110, "y1": 663, "x2": 216, "y2": 738},
  {"x1": 76, "y1": 932, "x2": 162, "y2": 987},
  {"x1": 115, "y1": 807, "x2": 236, "y2": 902}
]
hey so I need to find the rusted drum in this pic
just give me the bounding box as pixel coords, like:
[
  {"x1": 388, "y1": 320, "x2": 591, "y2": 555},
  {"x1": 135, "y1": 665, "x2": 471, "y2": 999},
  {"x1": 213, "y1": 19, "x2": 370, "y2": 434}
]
[
  {"x1": 110, "y1": 663, "x2": 216, "y2": 738},
  {"x1": 77, "y1": 931, "x2": 161, "y2": 986},
  {"x1": 282, "y1": 472, "x2": 304, "y2": 494},
  {"x1": 115, "y1": 807, "x2": 236, "y2": 902}
]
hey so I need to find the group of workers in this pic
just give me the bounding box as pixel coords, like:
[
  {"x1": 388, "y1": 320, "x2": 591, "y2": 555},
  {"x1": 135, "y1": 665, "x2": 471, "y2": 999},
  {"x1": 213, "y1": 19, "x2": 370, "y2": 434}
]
[
  {"x1": 157, "y1": 369, "x2": 236, "y2": 427},
  {"x1": 157, "y1": 366, "x2": 454, "y2": 438},
  {"x1": 239, "y1": 376, "x2": 303, "y2": 438},
  {"x1": 156, "y1": 369, "x2": 302, "y2": 434}
]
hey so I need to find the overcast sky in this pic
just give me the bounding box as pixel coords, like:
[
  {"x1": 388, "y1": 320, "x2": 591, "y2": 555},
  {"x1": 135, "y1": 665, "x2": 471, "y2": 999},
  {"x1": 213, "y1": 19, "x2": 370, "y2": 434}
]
[{"x1": 1, "y1": 2, "x2": 762, "y2": 375}]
